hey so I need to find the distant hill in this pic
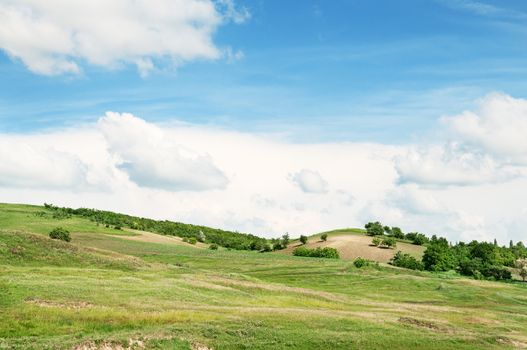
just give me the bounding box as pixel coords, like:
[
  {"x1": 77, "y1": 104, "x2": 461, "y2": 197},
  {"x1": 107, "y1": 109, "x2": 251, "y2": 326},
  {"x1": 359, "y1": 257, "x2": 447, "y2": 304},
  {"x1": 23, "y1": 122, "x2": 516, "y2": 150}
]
[{"x1": 278, "y1": 229, "x2": 425, "y2": 263}]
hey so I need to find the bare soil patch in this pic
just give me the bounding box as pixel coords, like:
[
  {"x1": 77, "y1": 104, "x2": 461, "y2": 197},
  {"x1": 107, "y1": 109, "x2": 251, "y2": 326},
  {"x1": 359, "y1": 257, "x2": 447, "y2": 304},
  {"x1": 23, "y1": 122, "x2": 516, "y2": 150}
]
[
  {"x1": 278, "y1": 232, "x2": 425, "y2": 262},
  {"x1": 110, "y1": 230, "x2": 207, "y2": 248}
]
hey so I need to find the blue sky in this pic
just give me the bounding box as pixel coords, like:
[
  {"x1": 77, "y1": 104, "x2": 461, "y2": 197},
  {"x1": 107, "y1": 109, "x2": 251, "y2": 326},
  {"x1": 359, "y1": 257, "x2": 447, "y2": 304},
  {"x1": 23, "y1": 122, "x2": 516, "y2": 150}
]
[{"x1": 1, "y1": 0, "x2": 527, "y2": 142}]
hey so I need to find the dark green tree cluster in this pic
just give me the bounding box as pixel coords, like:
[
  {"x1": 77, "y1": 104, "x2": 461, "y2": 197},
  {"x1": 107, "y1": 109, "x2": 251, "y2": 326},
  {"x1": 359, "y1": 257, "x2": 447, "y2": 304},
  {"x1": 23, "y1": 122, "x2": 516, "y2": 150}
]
[
  {"x1": 366, "y1": 220, "x2": 527, "y2": 281},
  {"x1": 43, "y1": 204, "x2": 268, "y2": 251},
  {"x1": 422, "y1": 237, "x2": 526, "y2": 280},
  {"x1": 293, "y1": 247, "x2": 340, "y2": 259}
]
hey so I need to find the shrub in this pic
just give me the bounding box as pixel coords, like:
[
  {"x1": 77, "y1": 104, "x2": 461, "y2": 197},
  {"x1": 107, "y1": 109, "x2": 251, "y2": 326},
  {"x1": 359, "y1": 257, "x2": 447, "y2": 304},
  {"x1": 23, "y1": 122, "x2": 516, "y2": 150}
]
[
  {"x1": 49, "y1": 227, "x2": 71, "y2": 242},
  {"x1": 354, "y1": 257, "x2": 370, "y2": 268},
  {"x1": 381, "y1": 237, "x2": 397, "y2": 249},
  {"x1": 182, "y1": 237, "x2": 189, "y2": 243},
  {"x1": 293, "y1": 247, "x2": 339, "y2": 259},
  {"x1": 209, "y1": 243, "x2": 219, "y2": 250},
  {"x1": 114, "y1": 225, "x2": 122, "y2": 230},
  {"x1": 320, "y1": 233, "x2": 328, "y2": 242},
  {"x1": 372, "y1": 237, "x2": 381, "y2": 246},
  {"x1": 299, "y1": 235, "x2": 308, "y2": 245},
  {"x1": 261, "y1": 244, "x2": 273, "y2": 252},
  {"x1": 188, "y1": 237, "x2": 197, "y2": 245},
  {"x1": 391, "y1": 251, "x2": 424, "y2": 270}
]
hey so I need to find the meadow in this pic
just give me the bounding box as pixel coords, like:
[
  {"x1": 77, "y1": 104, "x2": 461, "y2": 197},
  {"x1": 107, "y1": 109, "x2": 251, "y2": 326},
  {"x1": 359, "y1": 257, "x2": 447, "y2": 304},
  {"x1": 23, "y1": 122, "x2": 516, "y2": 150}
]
[{"x1": 1, "y1": 203, "x2": 526, "y2": 349}]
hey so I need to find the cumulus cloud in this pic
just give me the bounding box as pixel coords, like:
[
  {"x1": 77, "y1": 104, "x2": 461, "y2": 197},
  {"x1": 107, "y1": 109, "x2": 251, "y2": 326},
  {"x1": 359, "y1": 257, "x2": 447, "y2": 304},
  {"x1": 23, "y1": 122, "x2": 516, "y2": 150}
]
[
  {"x1": 98, "y1": 112, "x2": 228, "y2": 191},
  {"x1": 0, "y1": 0, "x2": 247, "y2": 75},
  {"x1": 442, "y1": 93, "x2": 527, "y2": 164},
  {"x1": 289, "y1": 169, "x2": 329, "y2": 194}
]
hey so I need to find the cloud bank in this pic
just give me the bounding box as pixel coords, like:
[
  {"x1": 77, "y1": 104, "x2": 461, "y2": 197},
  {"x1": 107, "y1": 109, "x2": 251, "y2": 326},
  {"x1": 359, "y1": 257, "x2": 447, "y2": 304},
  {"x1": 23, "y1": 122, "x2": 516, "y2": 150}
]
[
  {"x1": 0, "y1": 0, "x2": 248, "y2": 75},
  {"x1": 1, "y1": 93, "x2": 527, "y2": 245}
]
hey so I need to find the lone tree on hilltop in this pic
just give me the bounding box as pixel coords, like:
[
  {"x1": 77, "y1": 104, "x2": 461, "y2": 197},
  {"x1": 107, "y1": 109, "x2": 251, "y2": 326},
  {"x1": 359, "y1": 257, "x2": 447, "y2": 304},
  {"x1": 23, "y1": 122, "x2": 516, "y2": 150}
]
[
  {"x1": 321, "y1": 233, "x2": 328, "y2": 242},
  {"x1": 299, "y1": 235, "x2": 308, "y2": 245}
]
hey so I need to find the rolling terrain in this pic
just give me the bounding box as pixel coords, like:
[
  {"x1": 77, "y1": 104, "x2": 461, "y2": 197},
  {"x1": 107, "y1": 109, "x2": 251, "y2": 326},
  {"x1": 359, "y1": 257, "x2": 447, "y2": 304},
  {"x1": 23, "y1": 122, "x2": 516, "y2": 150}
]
[{"x1": 1, "y1": 203, "x2": 527, "y2": 349}]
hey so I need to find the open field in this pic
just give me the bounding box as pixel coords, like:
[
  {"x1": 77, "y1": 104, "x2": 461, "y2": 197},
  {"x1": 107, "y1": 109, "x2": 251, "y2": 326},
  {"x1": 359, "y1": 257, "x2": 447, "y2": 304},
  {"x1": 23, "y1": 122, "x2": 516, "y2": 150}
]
[
  {"x1": 1, "y1": 204, "x2": 527, "y2": 349},
  {"x1": 278, "y1": 230, "x2": 425, "y2": 263}
]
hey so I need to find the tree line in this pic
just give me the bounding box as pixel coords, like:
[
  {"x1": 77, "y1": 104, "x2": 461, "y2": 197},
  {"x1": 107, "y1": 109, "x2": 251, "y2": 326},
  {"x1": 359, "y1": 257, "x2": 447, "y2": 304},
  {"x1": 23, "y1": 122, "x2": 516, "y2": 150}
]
[
  {"x1": 44, "y1": 204, "x2": 268, "y2": 251},
  {"x1": 366, "y1": 221, "x2": 527, "y2": 281}
]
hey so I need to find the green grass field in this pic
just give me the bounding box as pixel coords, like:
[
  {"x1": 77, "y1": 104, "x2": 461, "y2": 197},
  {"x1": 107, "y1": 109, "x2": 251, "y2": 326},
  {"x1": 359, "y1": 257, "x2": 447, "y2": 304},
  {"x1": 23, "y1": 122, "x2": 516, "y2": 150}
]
[{"x1": 1, "y1": 203, "x2": 526, "y2": 349}]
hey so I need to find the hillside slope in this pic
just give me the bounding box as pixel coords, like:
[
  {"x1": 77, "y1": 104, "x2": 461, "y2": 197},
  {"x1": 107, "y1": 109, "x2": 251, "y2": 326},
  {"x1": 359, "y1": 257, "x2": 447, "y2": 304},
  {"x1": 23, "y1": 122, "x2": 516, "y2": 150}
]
[
  {"x1": 1, "y1": 203, "x2": 526, "y2": 349},
  {"x1": 278, "y1": 230, "x2": 425, "y2": 263}
]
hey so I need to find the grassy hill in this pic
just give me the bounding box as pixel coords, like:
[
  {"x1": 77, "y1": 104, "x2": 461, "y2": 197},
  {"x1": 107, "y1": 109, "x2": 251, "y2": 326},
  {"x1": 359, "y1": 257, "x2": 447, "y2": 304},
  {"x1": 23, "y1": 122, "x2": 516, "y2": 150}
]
[
  {"x1": 1, "y1": 203, "x2": 527, "y2": 349},
  {"x1": 278, "y1": 229, "x2": 425, "y2": 263}
]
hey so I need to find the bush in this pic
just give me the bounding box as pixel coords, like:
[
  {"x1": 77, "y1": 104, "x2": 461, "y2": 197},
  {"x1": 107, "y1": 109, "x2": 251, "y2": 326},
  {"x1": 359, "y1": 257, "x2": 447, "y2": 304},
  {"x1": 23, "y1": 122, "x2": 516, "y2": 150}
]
[
  {"x1": 188, "y1": 237, "x2": 197, "y2": 245},
  {"x1": 320, "y1": 233, "x2": 328, "y2": 242},
  {"x1": 261, "y1": 244, "x2": 273, "y2": 252},
  {"x1": 209, "y1": 243, "x2": 219, "y2": 250},
  {"x1": 299, "y1": 235, "x2": 308, "y2": 245},
  {"x1": 354, "y1": 257, "x2": 370, "y2": 268},
  {"x1": 293, "y1": 247, "x2": 339, "y2": 259},
  {"x1": 49, "y1": 227, "x2": 71, "y2": 242},
  {"x1": 391, "y1": 251, "x2": 424, "y2": 270},
  {"x1": 381, "y1": 237, "x2": 397, "y2": 249},
  {"x1": 372, "y1": 237, "x2": 381, "y2": 246}
]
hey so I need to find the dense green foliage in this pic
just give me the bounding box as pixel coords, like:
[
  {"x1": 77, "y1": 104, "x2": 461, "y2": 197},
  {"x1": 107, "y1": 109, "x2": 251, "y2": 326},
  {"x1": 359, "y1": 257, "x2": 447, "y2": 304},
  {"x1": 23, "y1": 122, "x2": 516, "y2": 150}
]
[
  {"x1": 367, "y1": 220, "x2": 526, "y2": 280},
  {"x1": 320, "y1": 233, "x2": 328, "y2": 241},
  {"x1": 299, "y1": 235, "x2": 308, "y2": 244},
  {"x1": 365, "y1": 221, "x2": 384, "y2": 236},
  {"x1": 391, "y1": 251, "x2": 424, "y2": 270},
  {"x1": 43, "y1": 203, "x2": 267, "y2": 251},
  {"x1": 381, "y1": 237, "x2": 397, "y2": 249},
  {"x1": 48, "y1": 227, "x2": 71, "y2": 242},
  {"x1": 293, "y1": 246, "x2": 340, "y2": 259}
]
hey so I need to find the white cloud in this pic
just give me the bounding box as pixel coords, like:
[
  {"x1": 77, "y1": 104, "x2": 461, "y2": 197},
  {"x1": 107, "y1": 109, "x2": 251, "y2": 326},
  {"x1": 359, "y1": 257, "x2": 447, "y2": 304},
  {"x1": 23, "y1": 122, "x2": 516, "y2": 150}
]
[
  {"x1": 1, "y1": 93, "x2": 527, "y2": 245},
  {"x1": 0, "y1": 138, "x2": 89, "y2": 189},
  {"x1": 442, "y1": 93, "x2": 527, "y2": 164},
  {"x1": 395, "y1": 143, "x2": 520, "y2": 186},
  {"x1": 98, "y1": 112, "x2": 228, "y2": 191},
  {"x1": 289, "y1": 169, "x2": 329, "y2": 194},
  {"x1": 0, "y1": 0, "x2": 247, "y2": 75}
]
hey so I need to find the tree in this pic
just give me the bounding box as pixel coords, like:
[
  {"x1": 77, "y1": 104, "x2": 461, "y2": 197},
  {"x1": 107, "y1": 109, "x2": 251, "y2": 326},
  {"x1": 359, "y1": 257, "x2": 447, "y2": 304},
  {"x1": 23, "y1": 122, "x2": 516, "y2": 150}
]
[
  {"x1": 188, "y1": 237, "x2": 197, "y2": 244},
  {"x1": 281, "y1": 233, "x2": 290, "y2": 247},
  {"x1": 365, "y1": 222, "x2": 384, "y2": 236},
  {"x1": 198, "y1": 230, "x2": 206, "y2": 242},
  {"x1": 383, "y1": 226, "x2": 392, "y2": 235},
  {"x1": 422, "y1": 242, "x2": 457, "y2": 272},
  {"x1": 381, "y1": 237, "x2": 397, "y2": 249},
  {"x1": 320, "y1": 233, "x2": 328, "y2": 242},
  {"x1": 391, "y1": 227, "x2": 404, "y2": 239},
  {"x1": 49, "y1": 227, "x2": 71, "y2": 242},
  {"x1": 372, "y1": 237, "x2": 381, "y2": 246},
  {"x1": 299, "y1": 235, "x2": 308, "y2": 245},
  {"x1": 209, "y1": 243, "x2": 219, "y2": 250},
  {"x1": 516, "y1": 259, "x2": 527, "y2": 282}
]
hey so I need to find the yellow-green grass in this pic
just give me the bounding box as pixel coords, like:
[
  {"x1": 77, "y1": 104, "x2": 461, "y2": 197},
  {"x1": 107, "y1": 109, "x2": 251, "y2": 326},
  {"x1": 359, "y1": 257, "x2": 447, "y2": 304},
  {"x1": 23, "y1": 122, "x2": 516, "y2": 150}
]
[
  {"x1": 1, "y1": 203, "x2": 526, "y2": 349},
  {"x1": 281, "y1": 229, "x2": 425, "y2": 262}
]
